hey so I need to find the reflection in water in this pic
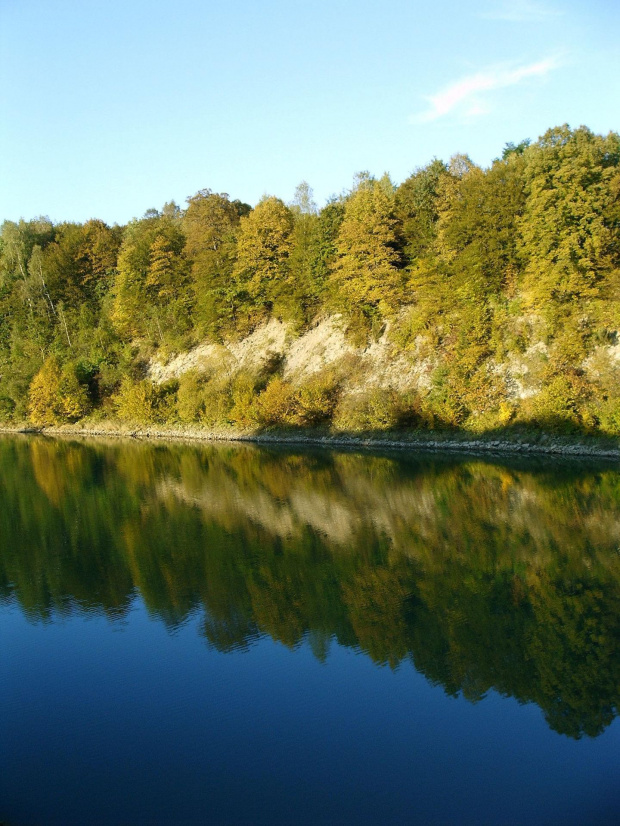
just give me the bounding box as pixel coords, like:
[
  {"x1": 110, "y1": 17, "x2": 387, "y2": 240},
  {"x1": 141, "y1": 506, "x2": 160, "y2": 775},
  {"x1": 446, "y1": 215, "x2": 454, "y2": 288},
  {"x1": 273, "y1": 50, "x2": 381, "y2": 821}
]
[{"x1": 2, "y1": 435, "x2": 620, "y2": 739}]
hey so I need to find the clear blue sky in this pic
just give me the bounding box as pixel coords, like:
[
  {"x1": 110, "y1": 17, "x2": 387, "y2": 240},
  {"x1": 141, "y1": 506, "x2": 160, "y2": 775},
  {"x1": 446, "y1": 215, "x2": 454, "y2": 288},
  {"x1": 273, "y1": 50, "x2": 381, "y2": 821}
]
[{"x1": 1, "y1": 0, "x2": 618, "y2": 224}]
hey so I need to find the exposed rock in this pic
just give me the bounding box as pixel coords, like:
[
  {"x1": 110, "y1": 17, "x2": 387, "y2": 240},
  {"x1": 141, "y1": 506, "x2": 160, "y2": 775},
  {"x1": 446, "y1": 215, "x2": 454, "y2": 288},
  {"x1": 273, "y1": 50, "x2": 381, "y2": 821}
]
[
  {"x1": 283, "y1": 316, "x2": 354, "y2": 381},
  {"x1": 148, "y1": 319, "x2": 288, "y2": 383},
  {"x1": 150, "y1": 314, "x2": 438, "y2": 396},
  {"x1": 503, "y1": 342, "x2": 548, "y2": 400}
]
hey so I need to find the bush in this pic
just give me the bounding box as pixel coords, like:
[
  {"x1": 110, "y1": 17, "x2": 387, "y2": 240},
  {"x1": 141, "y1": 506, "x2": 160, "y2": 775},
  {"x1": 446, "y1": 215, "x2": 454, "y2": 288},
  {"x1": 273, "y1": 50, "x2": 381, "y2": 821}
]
[
  {"x1": 526, "y1": 372, "x2": 592, "y2": 433},
  {"x1": 0, "y1": 396, "x2": 15, "y2": 422},
  {"x1": 200, "y1": 376, "x2": 233, "y2": 427},
  {"x1": 295, "y1": 373, "x2": 340, "y2": 426},
  {"x1": 596, "y1": 399, "x2": 620, "y2": 436},
  {"x1": 333, "y1": 387, "x2": 404, "y2": 432},
  {"x1": 176, "y1": 370, "x2": 207, "y2": 423},
  {"x1": 28, "y1": 357, "x2": 91, "y2": 425},
  {"x1": 255, "y1": 377, "x2": 298, "y2": 426},
  {"x1": 113, "y1": 377, "x2": 177, "y2": 424},
  {"x1": 229, "y1": 372, "x2": 259, "y2": 427}
]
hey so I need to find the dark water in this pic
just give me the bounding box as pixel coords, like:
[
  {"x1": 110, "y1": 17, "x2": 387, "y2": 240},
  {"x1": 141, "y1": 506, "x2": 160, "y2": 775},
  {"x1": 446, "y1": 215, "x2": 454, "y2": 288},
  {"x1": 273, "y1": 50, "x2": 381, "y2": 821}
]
[{"x1": 1, "y1": 436, "x2": 620, "y2": 825}]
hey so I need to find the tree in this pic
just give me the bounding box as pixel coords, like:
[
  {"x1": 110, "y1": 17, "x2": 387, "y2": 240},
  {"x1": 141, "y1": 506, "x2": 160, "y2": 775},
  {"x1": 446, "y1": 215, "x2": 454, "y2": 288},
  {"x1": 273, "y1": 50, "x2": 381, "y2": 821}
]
[
  {"x1": 286, "y1": 182, "x2": 322, "y2": 323},
  {"x1": 436, "y1": 152, "x2": 526, "y2": 297},
  {"x1": 28, "y1": 356, "x2": 90, "y2": 425},
  {"x1": 331, "y1": 175, "x2": 403, "y2": 319},
  {"x1": 518, "y1": 126, "x2": 620, "y2": 327},
  {"x1": 110, "y1": 212, "x2": 189, "y2": 345},
  {"x1": 312, "y1": 198, "x2": 345, "y2": 292},
  {"x1": 395, "y1": 159, "x2": 448, "y2": 265},
  {"x1": 183, "y1": 190, "x2": 247, "y2": 336},
  {"x1": 232, "y1": 196, "x2": 294, "y2": 323}
]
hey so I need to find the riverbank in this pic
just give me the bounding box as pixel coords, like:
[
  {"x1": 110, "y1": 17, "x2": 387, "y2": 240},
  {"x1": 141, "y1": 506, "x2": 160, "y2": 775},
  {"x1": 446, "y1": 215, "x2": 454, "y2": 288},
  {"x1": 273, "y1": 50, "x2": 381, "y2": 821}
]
[{"x1": 2, "y1": 420, "x2": 619, "y2": 460}]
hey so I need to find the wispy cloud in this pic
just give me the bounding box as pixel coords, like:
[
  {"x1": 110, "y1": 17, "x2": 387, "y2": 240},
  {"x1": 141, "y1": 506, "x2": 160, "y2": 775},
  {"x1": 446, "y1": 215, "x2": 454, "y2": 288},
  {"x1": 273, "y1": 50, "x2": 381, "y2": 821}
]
[
  {"x1": 480, "y1": 1, "x2": 563, "y2": 23},
  {"x1": 412, "y1": 56, "x2": 560, "y2": 123}
]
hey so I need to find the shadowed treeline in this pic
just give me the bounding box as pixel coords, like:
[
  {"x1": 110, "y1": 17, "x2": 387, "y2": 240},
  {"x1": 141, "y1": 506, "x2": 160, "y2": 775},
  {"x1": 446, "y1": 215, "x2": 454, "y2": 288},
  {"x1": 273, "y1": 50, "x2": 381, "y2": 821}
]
[{"x1": 1, "y1": 435, "x2": 620, "y2": 739}]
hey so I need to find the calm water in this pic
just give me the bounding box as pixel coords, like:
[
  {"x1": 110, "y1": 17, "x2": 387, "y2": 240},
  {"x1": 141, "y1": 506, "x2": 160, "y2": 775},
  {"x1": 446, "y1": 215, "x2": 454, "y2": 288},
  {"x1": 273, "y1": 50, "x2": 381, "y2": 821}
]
[{"x1": 1, "y1": 436, "x2": 620, "y2": 825}]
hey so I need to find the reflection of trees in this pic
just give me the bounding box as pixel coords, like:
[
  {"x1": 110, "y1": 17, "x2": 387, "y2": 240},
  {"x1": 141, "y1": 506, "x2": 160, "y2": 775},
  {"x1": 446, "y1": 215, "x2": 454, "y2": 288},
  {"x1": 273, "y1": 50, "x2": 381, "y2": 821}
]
[{"x1": 1, "y1": 434, "x2": 620, "y2": 738}]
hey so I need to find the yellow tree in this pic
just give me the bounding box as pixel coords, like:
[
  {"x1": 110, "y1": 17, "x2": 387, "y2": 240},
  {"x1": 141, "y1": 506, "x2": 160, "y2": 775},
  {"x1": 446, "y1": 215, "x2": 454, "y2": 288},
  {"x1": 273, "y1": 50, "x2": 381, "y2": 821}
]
[
  {"x1": 111, "y1": 214, "x2": 188, "y2": 342},
  {"x1": 183, "y1": 190, "x2": 248, "y2": 335},
  {"x1": 518, "y1": 126, "x2": 620, "y2": 326},
  {"x1": 330, "y1": 175, "x2": 403, "y2": 318},
  {"x1": 28, "y1": 356, "x2": 90, "y2": 425},
  {"x1": 232, "y1": 196, "x2": 294, "y2": 318}
]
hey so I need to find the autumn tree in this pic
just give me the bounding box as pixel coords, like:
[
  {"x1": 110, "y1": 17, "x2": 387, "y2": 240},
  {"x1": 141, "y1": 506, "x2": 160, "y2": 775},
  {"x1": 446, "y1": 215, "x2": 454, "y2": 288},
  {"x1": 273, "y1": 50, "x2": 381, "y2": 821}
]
[
  {"x1": 331, "y1": 175, "x2": 403, "y2": 322},
  {"x1": 0, "y1": 219, "x2": 57, "y2": 415},
  {"x1": 518, "y1": 126, "x2": 620, "y2": 330},
  {"x1": 111, "y1": 209, "x2": 190, "y2": 346},
  {"x1": 28, "y1": 355, "x2": 91, "y2": 425},
  {"x1": 232, "y1": 196, "x2": 294, "y2": 326},
  {"x1": 183, "y1": 190, "x2": 249, "y2": 336}
]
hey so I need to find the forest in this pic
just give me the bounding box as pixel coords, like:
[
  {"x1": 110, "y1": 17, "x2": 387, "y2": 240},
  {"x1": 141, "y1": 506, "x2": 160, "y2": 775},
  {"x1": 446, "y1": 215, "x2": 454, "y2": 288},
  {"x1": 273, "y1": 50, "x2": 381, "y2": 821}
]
[{"x1": 1, "y1": 124, "x2": 619, "y2": 436}]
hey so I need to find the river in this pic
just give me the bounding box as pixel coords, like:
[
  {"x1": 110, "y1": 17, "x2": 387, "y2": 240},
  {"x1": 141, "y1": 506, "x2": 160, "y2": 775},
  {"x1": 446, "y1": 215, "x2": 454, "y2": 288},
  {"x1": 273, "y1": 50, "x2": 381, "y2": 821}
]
[{"x1": 1, "y1": 435, "x2": 619, "y2": 824}]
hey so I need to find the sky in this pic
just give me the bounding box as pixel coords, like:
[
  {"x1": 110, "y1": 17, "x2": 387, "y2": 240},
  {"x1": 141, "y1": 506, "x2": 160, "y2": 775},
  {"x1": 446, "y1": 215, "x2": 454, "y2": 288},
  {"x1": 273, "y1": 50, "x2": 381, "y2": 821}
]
[{"x1": 1, "y1": 0, "x2": 618, "y2": 225}]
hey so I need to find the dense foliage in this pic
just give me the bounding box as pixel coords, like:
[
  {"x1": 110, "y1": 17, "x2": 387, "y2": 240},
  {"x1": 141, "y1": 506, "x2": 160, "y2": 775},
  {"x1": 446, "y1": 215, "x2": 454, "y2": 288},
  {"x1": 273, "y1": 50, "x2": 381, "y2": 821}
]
[{"x1": 1, "y1": 125, "x2": 619, "y2": 435}]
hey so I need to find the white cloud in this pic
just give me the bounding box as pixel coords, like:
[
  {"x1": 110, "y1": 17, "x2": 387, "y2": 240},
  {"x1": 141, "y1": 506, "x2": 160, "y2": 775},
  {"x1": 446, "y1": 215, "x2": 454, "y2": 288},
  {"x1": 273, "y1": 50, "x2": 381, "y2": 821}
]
[
  {"x1": 480, "y1": 1, "x2": 563, "y2": 23},
  {"x1": 412, "y1": 56, "x2": 560, "y2": 123}
]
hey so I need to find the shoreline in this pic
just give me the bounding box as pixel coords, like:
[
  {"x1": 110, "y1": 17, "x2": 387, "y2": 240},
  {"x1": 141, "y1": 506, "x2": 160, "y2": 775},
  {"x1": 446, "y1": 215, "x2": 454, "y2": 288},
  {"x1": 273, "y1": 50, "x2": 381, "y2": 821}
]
[{"x1": 1, "y1": 422, "x2": 619, "y2": 460}]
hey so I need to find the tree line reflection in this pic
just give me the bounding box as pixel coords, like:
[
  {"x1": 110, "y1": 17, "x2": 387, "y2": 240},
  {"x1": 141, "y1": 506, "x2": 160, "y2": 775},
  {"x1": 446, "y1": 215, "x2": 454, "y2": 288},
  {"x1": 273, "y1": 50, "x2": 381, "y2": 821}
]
[{"x1": 1, "y1": 435, "x2": 620, "y2": 739}]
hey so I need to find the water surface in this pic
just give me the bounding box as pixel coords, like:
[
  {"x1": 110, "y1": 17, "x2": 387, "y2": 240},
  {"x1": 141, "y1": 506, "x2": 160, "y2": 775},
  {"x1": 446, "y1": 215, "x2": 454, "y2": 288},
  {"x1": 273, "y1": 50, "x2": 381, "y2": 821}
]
[{"x1": 2, "y1": 436, "x2": 620, "y2": 824}]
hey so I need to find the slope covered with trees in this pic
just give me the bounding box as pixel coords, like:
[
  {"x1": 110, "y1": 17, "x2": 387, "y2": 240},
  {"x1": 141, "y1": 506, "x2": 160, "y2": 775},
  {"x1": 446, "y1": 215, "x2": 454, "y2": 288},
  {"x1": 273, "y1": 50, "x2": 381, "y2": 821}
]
[{"x1": 1, "y1": 125, "x2": 619, "y2": 436}]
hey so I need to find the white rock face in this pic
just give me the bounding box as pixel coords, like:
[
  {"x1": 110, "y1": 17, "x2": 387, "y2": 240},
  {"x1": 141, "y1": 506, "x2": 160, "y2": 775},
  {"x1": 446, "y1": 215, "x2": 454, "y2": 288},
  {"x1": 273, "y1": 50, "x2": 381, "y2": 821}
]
[
  {"x1": 148, "y1": 319, "x2": 288, "y2": 383},
  {"x1": 282, "y1": 316, "x2": 354, "y2": 381},
  {"x1": 227, "y1": 318, "x2": 289, "y2": 372},
  {"x1": 148, "y1": 343, "x2": 228, "y2": 383},
  {"x1": 609, "y1": 340, "x2": 620, "y2": 364},
  {"x1": 358, "y1": 328, "x2": 435, "y2": 393},
  {"x1": 147, "y1": 314, "x2": 474, "y2": 397},
  {"x1": 583, "y1": 333, "x2": 620, "y2": 382},
  {"x1": 503, "y1": 341, "x2": 549, "y2": 400}
]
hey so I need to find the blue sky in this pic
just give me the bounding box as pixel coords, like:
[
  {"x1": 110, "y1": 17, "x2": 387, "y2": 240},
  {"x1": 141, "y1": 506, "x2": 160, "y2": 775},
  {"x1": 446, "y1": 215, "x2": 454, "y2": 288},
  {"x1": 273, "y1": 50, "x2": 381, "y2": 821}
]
[{"x1": 1, "y1": 0, "x2": 618, "y2": 224}]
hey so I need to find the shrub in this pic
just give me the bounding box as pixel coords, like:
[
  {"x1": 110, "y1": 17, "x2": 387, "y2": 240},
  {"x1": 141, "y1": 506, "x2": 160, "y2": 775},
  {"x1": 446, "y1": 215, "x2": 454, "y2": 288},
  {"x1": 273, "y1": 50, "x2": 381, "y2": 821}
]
[
  {"x1": 176, "y1": 370, "x2": 207, "y2": 423},
  {"x1": 28, "y1": 357, "x2": 91, "y2": 425},
  {"x1": 525, "y1": 372, "x2": 592, "y2": 433},
  {"x1": 255, "y1": 377, "x2": 298, "y2": 426},
  {"x1": 0, "y1": 396, "x2": 15, "y2": 422},
  {"x1": 295, "y1": 373, "x2": 340, "y2": 426},
  {"x1": 423, "y1": 366, "x2": 467, "y2": 428},
  {"x1": 157, "y1": 380, "x2": 179, "y2": 423},
  {"x1": 333, "y1": 387, "x2": 403, "y2": 432},
  {"x1": 114, "y1": 376, "x2": 165, "y2": 424},
  {"x1": 596, "y1": 399, "x2": 620, "y2": 436},
  {"x1": 200, "y1": 376, "x2": 233, "y2": 427},
  {"x1": 229, "y1": 372, "x2": 259, "y2": 427}
]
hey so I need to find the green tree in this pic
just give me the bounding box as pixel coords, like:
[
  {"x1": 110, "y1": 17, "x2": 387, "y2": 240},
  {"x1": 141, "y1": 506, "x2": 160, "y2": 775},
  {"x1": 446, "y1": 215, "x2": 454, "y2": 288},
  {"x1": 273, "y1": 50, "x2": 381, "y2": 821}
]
[
  {"x1": 331, "y1": 175, "x2": 403, "y2": 321},
  {"x1": 518, "y1": 125, "x2": 620, "y2": 328},
  {"x1": 286, "y1": 182, "x2": 322, "y2": 324},
  {"x1": 395, "y1": 159, "x2": 448, "y2": 265},
  {"x1": 312, "y1": 198, "x2": 345, "y2": 293},
  {"x1": 183, "y1": 190, "x2": 248, "y2": 336},
  {"x1": 111, "y1": 211, "x2": 189, "y2": 346},
  {"x1": 28, "y1": 356, "x2": 90, "y2": 425},
  {"x1": 232, "y1": 196, "x2": 294, "y2": 325}
]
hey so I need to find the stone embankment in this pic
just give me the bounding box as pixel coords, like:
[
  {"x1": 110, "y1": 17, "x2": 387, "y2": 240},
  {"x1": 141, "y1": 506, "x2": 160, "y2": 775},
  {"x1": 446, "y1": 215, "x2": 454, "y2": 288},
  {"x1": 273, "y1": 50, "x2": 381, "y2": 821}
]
[{"x1": 2, "y1": 423, "x2": 619, "y2": 461}]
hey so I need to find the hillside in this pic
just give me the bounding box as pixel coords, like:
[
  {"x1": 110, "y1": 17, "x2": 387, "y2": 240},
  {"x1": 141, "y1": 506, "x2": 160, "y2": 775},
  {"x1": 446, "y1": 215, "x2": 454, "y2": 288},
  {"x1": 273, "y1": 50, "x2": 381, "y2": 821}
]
[{"x1": 1, "y1": 125, "x2": 619, "y2": 439}]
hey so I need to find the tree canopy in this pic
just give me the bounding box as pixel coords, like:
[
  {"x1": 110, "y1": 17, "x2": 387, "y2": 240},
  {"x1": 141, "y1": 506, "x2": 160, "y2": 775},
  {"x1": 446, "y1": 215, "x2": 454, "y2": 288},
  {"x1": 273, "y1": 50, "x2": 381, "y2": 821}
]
[{"x1": 0, "y1": 124, "x2": 619, "y2": 436}]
